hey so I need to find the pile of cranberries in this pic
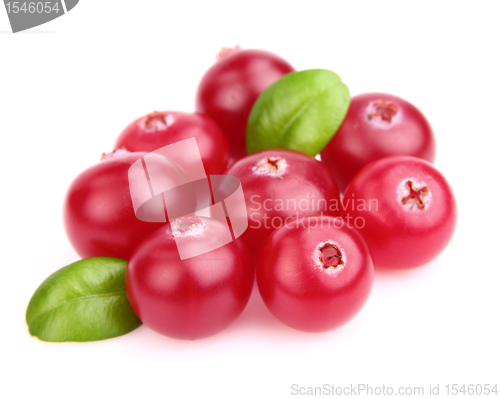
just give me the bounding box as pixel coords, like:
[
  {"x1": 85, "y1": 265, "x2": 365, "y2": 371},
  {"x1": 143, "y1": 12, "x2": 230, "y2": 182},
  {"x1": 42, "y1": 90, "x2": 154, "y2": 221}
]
[{"x1": 63, "y1": 47, "x2": 457, "y2": 340}]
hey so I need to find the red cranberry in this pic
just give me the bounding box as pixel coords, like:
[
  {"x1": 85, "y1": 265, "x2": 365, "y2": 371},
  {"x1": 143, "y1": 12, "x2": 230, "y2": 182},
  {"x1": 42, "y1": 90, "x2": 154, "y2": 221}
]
[
  {"x1": 321, "y1": 93, "x2": 436, "y2": 191},
  {"x1": 126, "y1": 217, "x2": 254, "y2": 340},
  {"x1": 224, "y1": 149, "x2": 341, "y2": 260},
  {"x1": 257, "y1": 215, "x2": 374, "y2": 332},
  {"x1": 342, "y1": 156, "x2": 457, "y2": 269},
  {"x1": 63, "y1": 150, "x2": 192, "y2": 260},
  {"x1": 196, "y1": 48, "x2": 294, "y2": 162},
  {"x1": 115, "y1": 111, "x2": 229, "y2": 175}
]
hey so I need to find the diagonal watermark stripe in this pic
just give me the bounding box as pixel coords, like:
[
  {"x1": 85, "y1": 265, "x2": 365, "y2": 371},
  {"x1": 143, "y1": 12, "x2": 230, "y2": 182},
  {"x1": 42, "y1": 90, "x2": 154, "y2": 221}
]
[{"x1": 128, "y1": 138, "x2": 248, "y2": 260}]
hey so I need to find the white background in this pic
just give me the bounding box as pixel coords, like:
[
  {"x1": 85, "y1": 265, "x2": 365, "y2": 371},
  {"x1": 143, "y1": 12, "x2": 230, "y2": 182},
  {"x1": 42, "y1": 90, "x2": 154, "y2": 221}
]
[{"x1": 1, "y1": 1, "x2": 499, "y2": 398}]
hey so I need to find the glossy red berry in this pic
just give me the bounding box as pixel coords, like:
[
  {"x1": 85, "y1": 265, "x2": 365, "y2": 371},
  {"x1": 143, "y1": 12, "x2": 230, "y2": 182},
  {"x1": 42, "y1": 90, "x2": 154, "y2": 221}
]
[
  {"x1": 196, "y1": 48, "x2": 294, "y2": 162},
  {"x1": 63, "y1": 150, "x2": 191, "y2": 260},
  {"x1": 257, "y1": 215, "x2": 374, "y2": 332},
  {"x1": 114, "y1": 111, "x2": 229, "y2": 175},
  {"x1": 126, "y1": 217, "x2": 254, "y2": 340},
  {"x1": 224, "y1": 149, "x2": 341, "y2": 260},
  {"x1": 321, "y1": 93, "x2": 436, "y2": 191},
  {"x1": 342, "y1": 156, "x2": 457, "y2": 269}
]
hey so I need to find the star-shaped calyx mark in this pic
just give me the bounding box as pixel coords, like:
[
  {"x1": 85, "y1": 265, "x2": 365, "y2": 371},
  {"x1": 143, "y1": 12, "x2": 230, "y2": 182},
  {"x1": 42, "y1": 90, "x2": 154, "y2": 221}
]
[
  {"x1": 143, "y1": 111, "x2": 168, "y2": 130},
  {"x1": 318, "y1": 243, "x2": 345, "y2": 271},
  {"x1": 252, "y1": 156, "x2": 287, "y2": 178},
  {"x1": 401, "y1": 180, "x2": 429, "y2": 210},
  {"x1": 368, "y1": 100, "x2": 399, "y2": 122}
]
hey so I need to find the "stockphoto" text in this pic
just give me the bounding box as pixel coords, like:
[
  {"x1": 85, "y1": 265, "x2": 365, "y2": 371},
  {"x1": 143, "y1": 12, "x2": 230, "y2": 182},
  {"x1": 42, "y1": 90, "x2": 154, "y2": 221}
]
[
  {"x1": 248, "y1": 194, "x2": 378, "y2": 230},
  {"x1": 291, "y1": 383, "x2": 427, "y2": 396}
]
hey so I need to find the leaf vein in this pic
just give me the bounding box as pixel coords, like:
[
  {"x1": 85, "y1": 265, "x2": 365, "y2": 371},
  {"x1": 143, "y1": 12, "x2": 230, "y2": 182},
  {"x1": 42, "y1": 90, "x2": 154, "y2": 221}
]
[
  {"x1": 273, "y1": 86, "x2": 332, "y2": 145},
  {"x1": 29, "y1": 291, "x2": 127, "y2": 324}
]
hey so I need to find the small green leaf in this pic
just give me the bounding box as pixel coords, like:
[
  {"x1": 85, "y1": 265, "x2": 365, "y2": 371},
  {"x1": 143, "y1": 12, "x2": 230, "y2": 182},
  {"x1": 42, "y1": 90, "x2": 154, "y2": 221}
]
[
  {"x1": 246, "y1": 69, "x2": 350, "y2": 156},
  {"x1": 26, "y1": 257, "x2": 141, "y2": 342}
]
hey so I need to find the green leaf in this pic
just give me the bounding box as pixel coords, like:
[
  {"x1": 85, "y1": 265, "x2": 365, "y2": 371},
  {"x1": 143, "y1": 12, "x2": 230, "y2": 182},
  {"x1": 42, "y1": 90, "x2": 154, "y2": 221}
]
[
  {"x1": 246, "y1": 69, "x2": 350, "y2": 156},
  {"x1": 26, "y1": 257, "x2": 141, "y2": 342}
]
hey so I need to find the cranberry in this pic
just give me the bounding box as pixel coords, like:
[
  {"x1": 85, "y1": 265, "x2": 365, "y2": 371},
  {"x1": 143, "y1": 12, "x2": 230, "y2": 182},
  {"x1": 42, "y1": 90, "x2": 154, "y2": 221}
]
[
  {"x1": 114, "y1": 111, "x2": 229, "y2": 175},
  {"x1": 224, "y1": 149, "x2": 341, "y2": 260},
  {"x1": 126, "y1": 217, "x2": 254, "y2": 340},
  {"x1": 342, "y1": 156, "x2": 457, "y2": 269},
  {"x1": 256, "y1": 215, "x2": 374, "y2": 332},
  {"x1": 63, "y1": 150, "x2": 193, "y2": 260},
  {"x1": 321, "y1": 93, "x2": 436, "y2": 191},
  {"x1": 196, "y1": 48, "x2": 294, "y2": 162}
]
